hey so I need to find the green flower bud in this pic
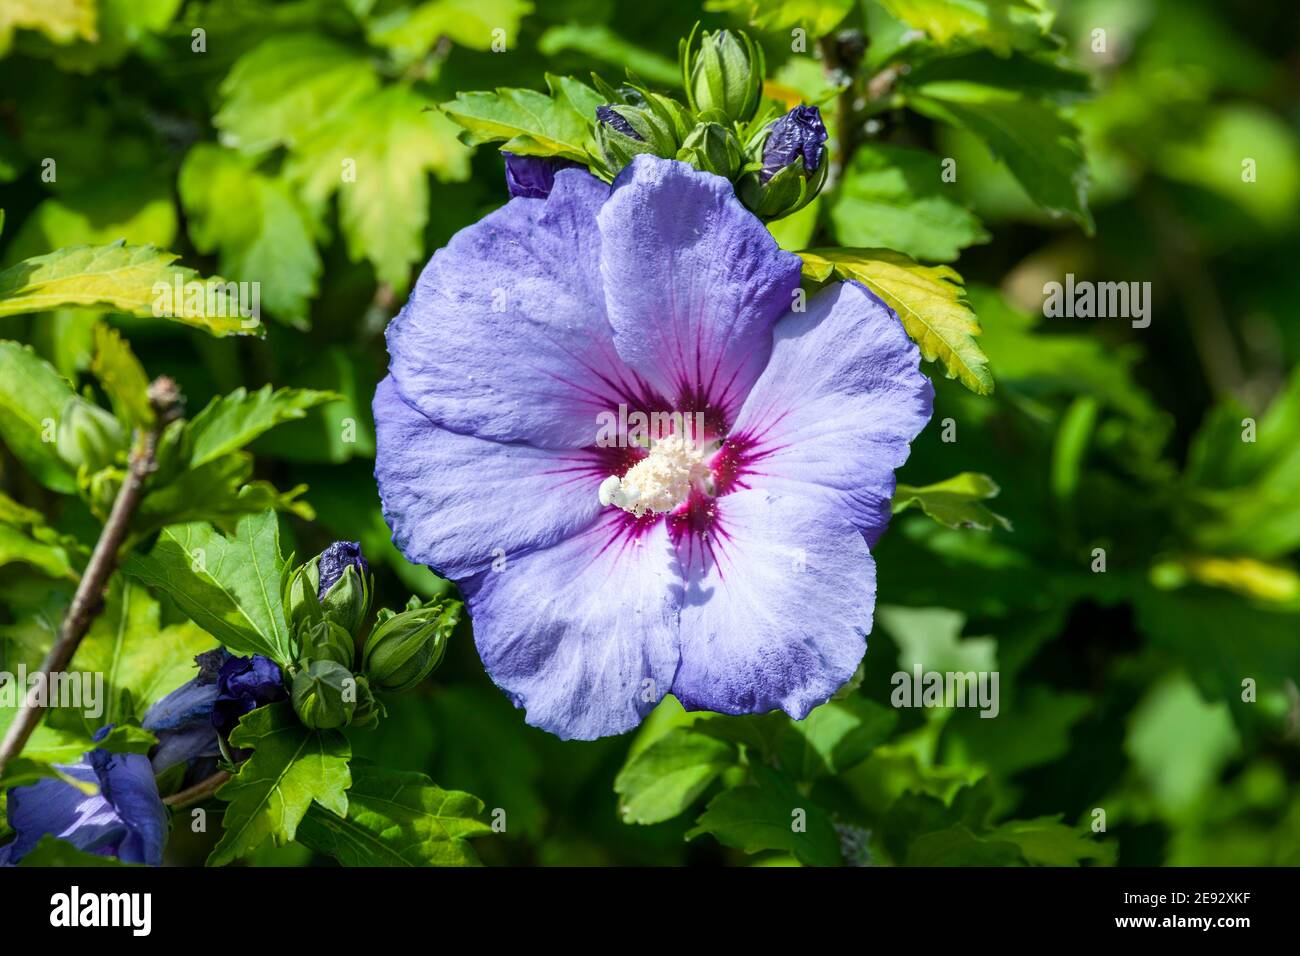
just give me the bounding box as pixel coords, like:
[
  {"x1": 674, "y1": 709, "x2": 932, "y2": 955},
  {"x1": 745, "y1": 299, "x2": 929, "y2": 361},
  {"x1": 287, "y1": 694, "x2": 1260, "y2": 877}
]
[
  {"x1": 291, "y1": 660, "x2": 357, "y2": 730},
  {"x1": 592, "y1": 79, "x2": 694, "y2": 178},
  {"x1": 300, "y1": 618, "x2": 356, "y2": 669},
  {"x1": 283, "y1": 561, "x2": 324, "y2": 634},
  {"x1": 348, "y1": 675, "x2": 386, "y2": 730},
  {"x1": 681, "y1": 25, "x2": 765, "y2": 124},
  {"x1": 362, "y1": 600, "x2": 459, "y2": 694},
  {"x1": 283, "y1": 543, "x2": 373, "y2": 637},
  {"x1": 676, "y1": 122, "x2": 744, "y2": 179},
  {"x1": 56, "y1": 397, "x2": 126, "y2": 473}
]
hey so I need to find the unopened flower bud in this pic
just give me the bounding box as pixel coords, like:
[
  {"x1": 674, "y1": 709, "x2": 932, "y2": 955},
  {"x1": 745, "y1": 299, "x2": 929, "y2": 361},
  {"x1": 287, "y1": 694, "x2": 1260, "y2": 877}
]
[
  {"x1": 681, "y1": 26, "x2": 765, "y2": 124},
  {"x1": 676, "y1": 122, "x2": 744, "y2": 179},
  {"x1": 285, "y1": 542, "x2": 373, "y2": 637},
  {"x1": 300, "y1": 618, "x2": 356, "y2": 670},
  {"x1": 56, "y1": 397, "x2": 125, "y2": 473},
  {"x1": 362, "y1": 600, "x2": 459, "y2": 694},
  {"x1": 291, "y1": 660, "x2": 356, "y2": 730},
  {"x1": 759, "y1": 105, "x2": 828, "y2": 183},
  {"x1": 592, "y1": 86, "x2": 693, "y2": 178},
  {"x1": 737, "y1": 105, "x2": 829, "y2": 220}
]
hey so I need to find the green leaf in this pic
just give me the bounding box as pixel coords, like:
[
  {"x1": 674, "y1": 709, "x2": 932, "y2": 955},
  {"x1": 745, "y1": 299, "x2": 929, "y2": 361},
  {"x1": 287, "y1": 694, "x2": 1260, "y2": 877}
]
[
  {"x1": 614, "y1": 727, "x2": 737, "y2": 825},
  {"x1": 773, "y1": 696, "x2": 898, "y2": 780},
  {"x1": 688, "y1": 765, "x2": 842, "y2": 866},
  {"x1": 136, "y1": 453, "x2": 312, "y2": 534},
  {"x1": 122, "y1": 510, "x2": 294, "y2": 663},
  {"x1": 287, "y1": 83, "x2": 470, "y2": 290},
  {"x1": 18, "y1": 835, "x2": 135, "y2": 867},
  {"x1": 366, "y1": 0, "x2": 533, "y2": 61},
  {"x1": 179, "y1": 144, "x2": 322, "y2": 328},
  {"x1": 70, "y1": 576, "x2": 215, "y2": 727},
  {"x1": 0, "y1": 495, "x2": 77, "y2": 578},
  {"x1": 0, "y1": 340, "x2": 77, "y2": 492},
  {"x1": 904, "y1": 825, "x2": 1022, "y2": 865},
  {"x1": 440, "y1": 74, "x2": 600, "y2": 163},
  {"x1": 0, "y1": 242, "x2": 261, "y2": 336},
  {"x1": 799, "y1": 248, "x2": 993, "y2": 395},
  {"x1": 296, "y1": 762, "x2": 491, "y2": 866},
  {"x1": 894, "y1": 472, "x2": 1012, "y2": 531},
  {"x1": 183, "y1": 385, "x2": 339, "y2": 469},
  {"x1": 214, "y1": 34, "x2": 379, "y2": 156},
  {"x1": 209, "y1": 702, "x2": 351, "y2": 866},
  {"x1": 1125, "y1": 672, "x2": 1241, "y2": 817},
  {"x1": 987, "y1": 817, "x2": 1115, "y2": 866},
  {"x1": 91, "y1": 323, "x2": 153, "y2": 428},
  {"x1": 907, "y1": 84, "x2": 1092, "y2": 230},
  {"x1": 703, "y1": 0, "x2": 855, "y2": 35},
  {"x1": 830, "y1": 145, "x2": 989, "y2": 262},
  {"x1": 874, "y1": 0, "x2": 1056, "y2": 56}
]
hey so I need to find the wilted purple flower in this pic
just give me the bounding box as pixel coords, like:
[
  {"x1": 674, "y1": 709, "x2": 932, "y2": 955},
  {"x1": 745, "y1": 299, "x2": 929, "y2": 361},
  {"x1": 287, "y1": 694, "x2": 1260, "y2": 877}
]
[
  {"x1": 141, "y1": 647, "x2": 230, "y2": 773},
  {"x1": 316, "y1": 540, "x2": 369, "y2": 599},
  {"x1": 374, "y1": 156, "x2": 931, "y2": 740},
  {"x1": 596, "y1": 105, "x2": 642, "y2": 140},
  {"x1": 0, "y1": 726, "x2": 167, "y2": 866},
  {"x1": 503, "y1": 152, "x2": 581, "y2": 200},
  {"x1": 760, "y1": 105, "x2": 827, "y2": 182},
  {"x1": 212, "y1": 654, "x2": 285, "y2": 738}
]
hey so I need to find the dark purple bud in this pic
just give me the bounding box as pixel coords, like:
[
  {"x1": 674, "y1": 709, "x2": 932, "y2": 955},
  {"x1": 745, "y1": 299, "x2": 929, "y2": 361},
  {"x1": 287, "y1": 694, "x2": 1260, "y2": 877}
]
[
  {"x1": 212, "y1": 654, "x2": 286, "y2": 738},
  {"x1": 596, "y1": 105, "x2": 643, "y2": 141},
  {"x1": 317, "y1": 541, "x2": 369, "y2": 600},
  {"x1": 141, "y1": 648, "x2": 231, "y2": 773},
  {"x1": 503, "y1": 151, "x2": 581, "y2": 200},
  {"x1": 760, "y1": 105, "x2": 827, "y2": 183}
]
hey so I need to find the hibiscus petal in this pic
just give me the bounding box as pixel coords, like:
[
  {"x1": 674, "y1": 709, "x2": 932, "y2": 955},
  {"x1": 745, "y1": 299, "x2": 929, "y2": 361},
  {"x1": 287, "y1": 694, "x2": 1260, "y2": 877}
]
[
  {"x1": 386, "y1": 168, "x2": 660, "y2": 448},
  {"x1": 374, "y1": 376, "x2": 622, "y2": 580},
  {"x1": 462, "y1": 514, "x2": 682, "y2": 740},
  {"x1": 727, "y1": 282, "x2": 933, "y2": 546},
  {"x1": 598, "y1": 155, "x2": 802, "y2": 432},
  {"x1": 672, "y1": 489, "x2": 873, "y2": 719}
]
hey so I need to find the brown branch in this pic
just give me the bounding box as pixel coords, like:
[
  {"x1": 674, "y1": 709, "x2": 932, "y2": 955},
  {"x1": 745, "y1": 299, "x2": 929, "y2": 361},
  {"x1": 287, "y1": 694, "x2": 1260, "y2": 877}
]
[
  {"x1": 0, "y1": 377, "x2": 183, "y2": 778},
  {"x1": 163, "y1": 770, "x2": 230, "y2": 808}
]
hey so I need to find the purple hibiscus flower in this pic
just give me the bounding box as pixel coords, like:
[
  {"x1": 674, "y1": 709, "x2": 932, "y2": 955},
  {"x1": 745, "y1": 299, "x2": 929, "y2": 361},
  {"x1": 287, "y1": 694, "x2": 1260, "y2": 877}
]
[
  {"x1": 374, "y1": 155, "x2": 932, "y2": 740},
  {"x1": 0, "y1": 726, "x2": 167, "y2": 865},
  {"x1": 211, "y1": 654, "x2": 286, "y2": 738},
  {"x1": 141, "y1": 647, "x2": 230, "y2": 773}
]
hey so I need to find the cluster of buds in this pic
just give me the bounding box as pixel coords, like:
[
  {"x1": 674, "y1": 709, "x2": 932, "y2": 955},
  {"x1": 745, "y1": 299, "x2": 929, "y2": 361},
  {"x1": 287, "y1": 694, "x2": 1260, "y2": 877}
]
[
  {"x1": 281, "y1": 541, "x2": 459, "y2": 730},
  {"x1": 588, "y1": 24, "x2": 829, "y2": 221}
]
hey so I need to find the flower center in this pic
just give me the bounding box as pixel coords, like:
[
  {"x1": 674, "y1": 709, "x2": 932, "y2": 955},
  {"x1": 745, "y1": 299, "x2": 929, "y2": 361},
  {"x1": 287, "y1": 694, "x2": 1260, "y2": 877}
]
[{"x1": 598, "y1": 434, "x2": 711, "y2": 516}]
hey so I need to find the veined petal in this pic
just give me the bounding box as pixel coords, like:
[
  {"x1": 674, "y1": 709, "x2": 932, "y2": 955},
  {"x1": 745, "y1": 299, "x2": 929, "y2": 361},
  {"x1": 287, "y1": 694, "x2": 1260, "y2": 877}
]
[
  {"x1": 387, "y1": 168, "x2": 660, "y2": 449},
  {"x1": 727, "y1": 282, "x2": 933, "y2": 546},
  {"x1": 462, "y1": 514, "x2": 682, "y2": 740},
  {"x1": 672, "y1": 489, "x2": 873, "y2": 719},
  {"x1": 598, "y1": 156, "x2": 802, "y2": 432},
  {"x1": 375, "y1": 376, "x2": 625, "y2": 580}
]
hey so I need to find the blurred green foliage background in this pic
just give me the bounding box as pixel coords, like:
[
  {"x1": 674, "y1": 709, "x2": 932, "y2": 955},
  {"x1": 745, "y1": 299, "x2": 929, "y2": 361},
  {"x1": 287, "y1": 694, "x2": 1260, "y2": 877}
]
[{"x1": 1, "y1": 0, "x2": 1298, "y2": 865}]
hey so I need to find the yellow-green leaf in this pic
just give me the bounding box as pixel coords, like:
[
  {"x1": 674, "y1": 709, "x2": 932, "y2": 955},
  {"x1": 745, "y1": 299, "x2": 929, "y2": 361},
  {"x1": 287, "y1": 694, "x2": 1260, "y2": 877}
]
[
  {"x1": 0, "y1": 242, "x2": 262, "y2": 337},
  {"x1": 91, "y1": 323, "x2": 153, "y2": 427},
  {"x1": 799, "y1": 248, "x2": 993, "y2": 395}
]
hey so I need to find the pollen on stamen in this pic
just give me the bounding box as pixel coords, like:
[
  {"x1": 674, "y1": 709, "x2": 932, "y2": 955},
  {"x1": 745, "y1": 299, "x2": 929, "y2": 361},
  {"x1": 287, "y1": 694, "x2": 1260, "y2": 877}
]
[{"x1": 598, "y1": 434, "x2": 710, "y2": 517}]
